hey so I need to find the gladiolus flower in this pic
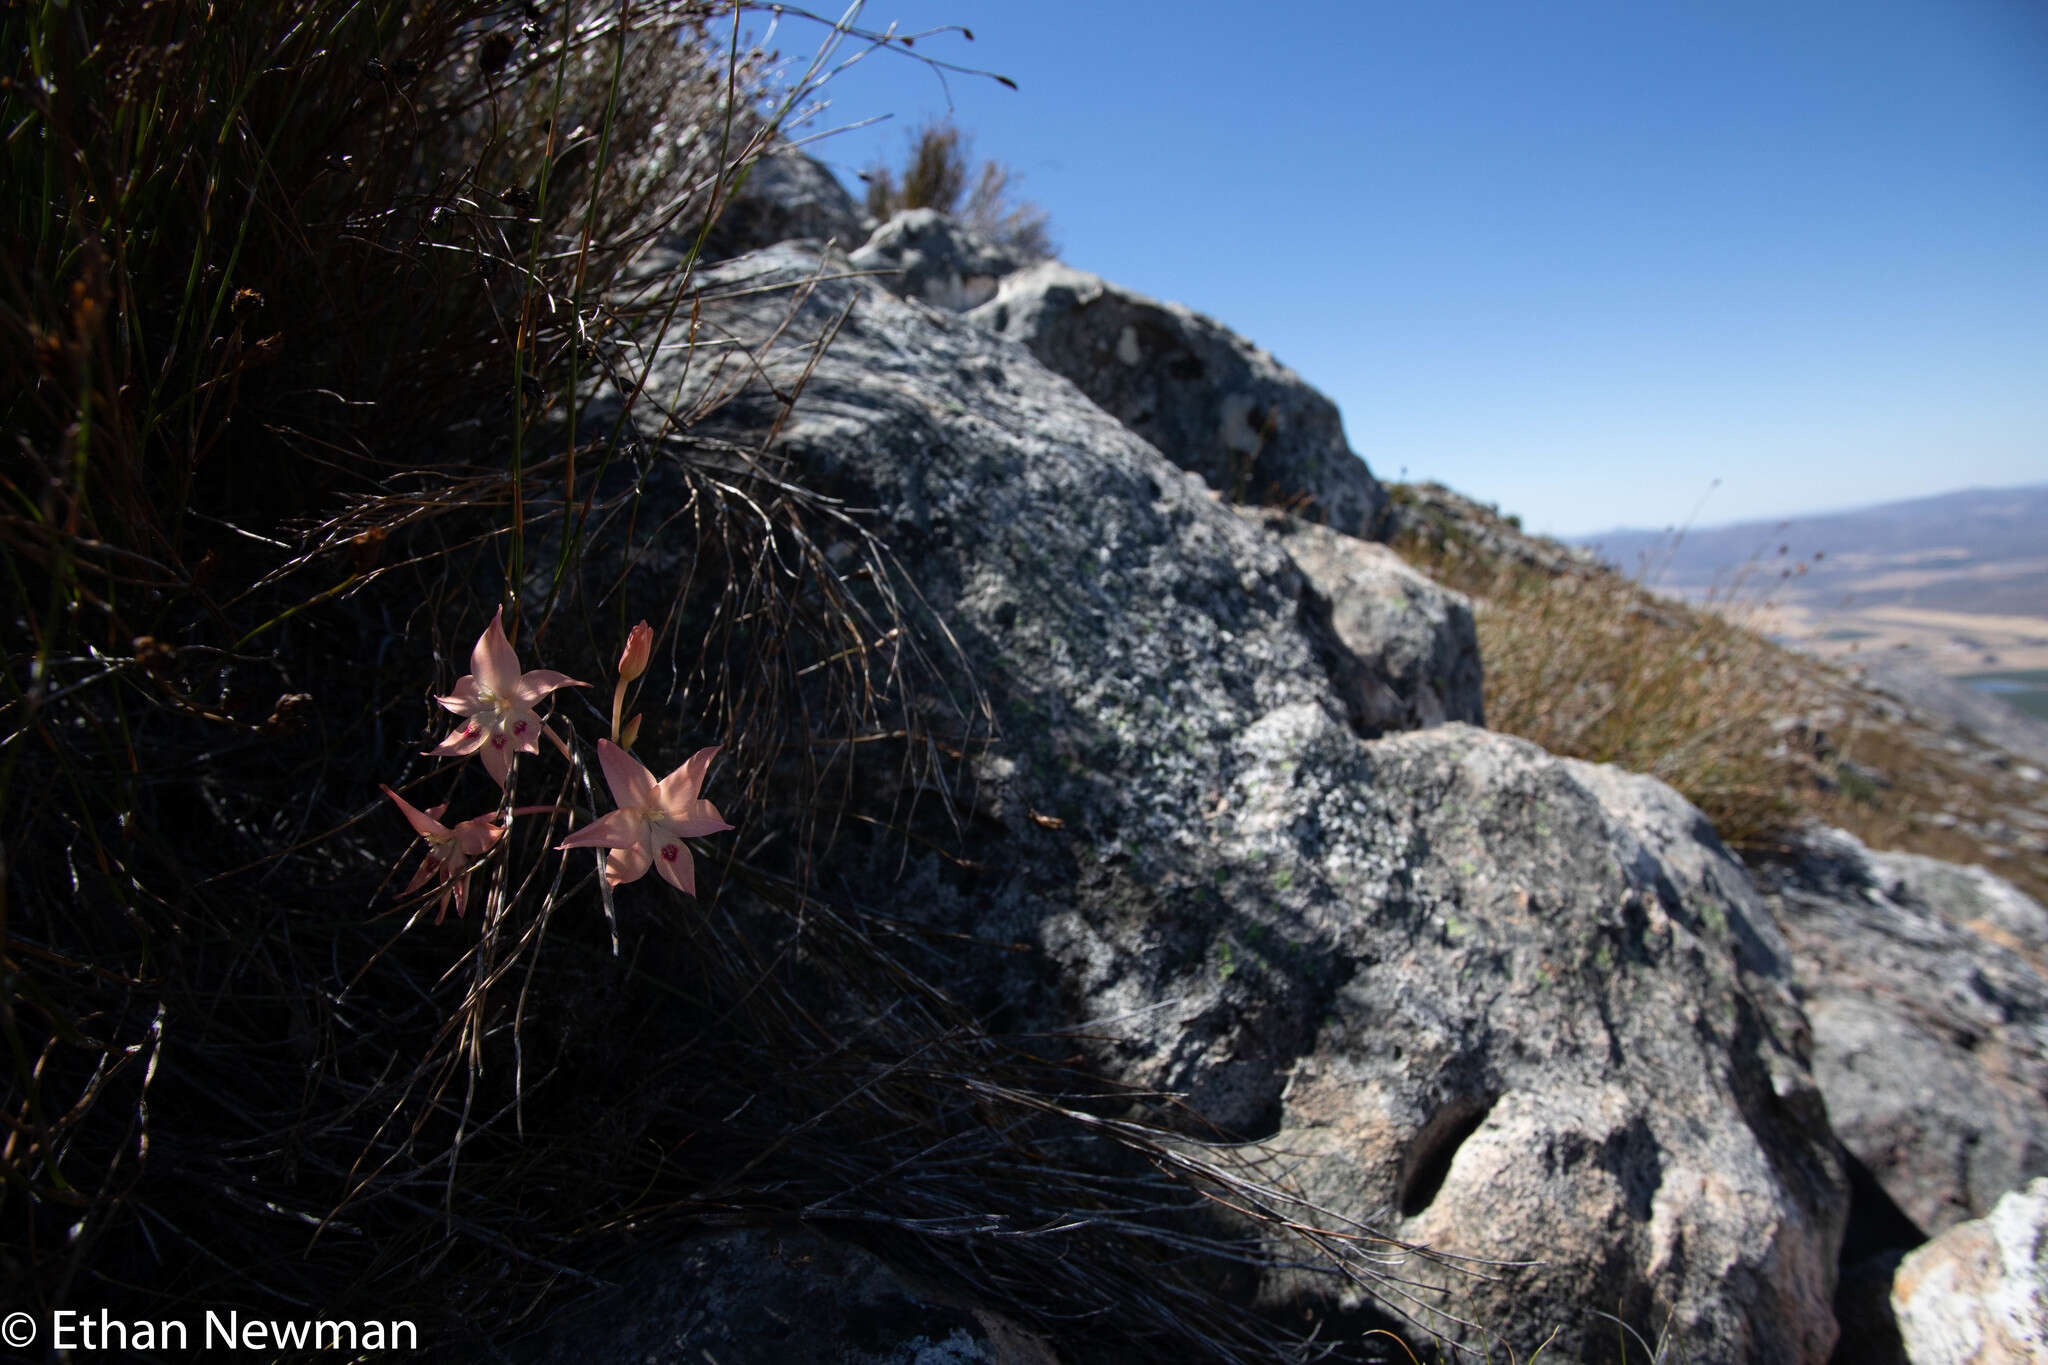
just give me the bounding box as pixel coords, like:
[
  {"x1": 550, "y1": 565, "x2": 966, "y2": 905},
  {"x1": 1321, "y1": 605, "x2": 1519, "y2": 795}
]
[
  {"x1": 558, "y1": 739, "x2": 732, "y2": 893},
  {"x1": 429, "y1": 607, "x2": 586, "y2": 786},
  {"x1": 381, "y1": 784, "x2": 505, "y2": 922}
]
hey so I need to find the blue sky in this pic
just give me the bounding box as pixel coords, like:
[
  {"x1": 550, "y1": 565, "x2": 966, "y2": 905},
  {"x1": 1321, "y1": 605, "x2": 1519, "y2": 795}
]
[{"x1": 774, "y1": 1, "x2": 2048, "y2": 538}]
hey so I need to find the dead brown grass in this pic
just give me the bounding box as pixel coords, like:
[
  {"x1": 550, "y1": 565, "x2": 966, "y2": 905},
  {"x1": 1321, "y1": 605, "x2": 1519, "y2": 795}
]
[
  {"x1": 1388, "y1": 489, "x2": 2048, "y2": 905},
  {"x1": 861, "y1": 116, "x2": 1056, "y2": 258}
]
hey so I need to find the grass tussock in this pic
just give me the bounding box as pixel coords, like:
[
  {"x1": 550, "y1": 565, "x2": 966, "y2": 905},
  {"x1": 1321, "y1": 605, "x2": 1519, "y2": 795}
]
[
  {"x1": 861, "y1": 115, "x2": 1056, "y2": 259},
  {"x1": 1398, "y1": 532, "x2": 1808, "y2": 848},
  {"x1": 1, "y1": 4, "x2": 1477, "y2": 1358},
  {"x1": 1389, "y1": 486, "x2": 2048, "y2": 905}
]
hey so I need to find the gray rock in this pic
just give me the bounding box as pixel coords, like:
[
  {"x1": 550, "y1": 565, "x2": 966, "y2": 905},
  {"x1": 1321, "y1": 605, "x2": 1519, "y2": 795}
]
[
  {"x1": 1753, "y1": 826, "x2": 2048, "y2": 1238},
  {"x1": 1239, "y1": 507, "x2": 1484, "y2": 730},
  {"x1": 965, "y1": 262, "x2": 1389, "y2": 538},
  {"x1": 1234, "y1": 743, "x2": 1843, "y2": 1362},
  {"x1": 702, "y1": 149, "x2": 865, "y2": 258},
  {"x1": 850, "y1": 209, "x2": 1026, "y2": 313},
  {"x1": 602, "y1": 244, "x2": 1847, "y2": 1361},
  {"x1": 1892, "y1": 1178, "x2": 2048, "y2": 1364},
  {"x1": 494, "y1": 1228, "x2": 1059, "y2": 1365}
]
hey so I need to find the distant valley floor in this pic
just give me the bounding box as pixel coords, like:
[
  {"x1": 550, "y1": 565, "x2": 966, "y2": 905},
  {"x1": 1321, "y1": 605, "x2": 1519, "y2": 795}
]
[
  {"x1": 1660, "y1": 590, "x2": 2048, "y2": 720},
  {"x1": 1579, "y1": 483, "x2": 2048, "y2": 717}
]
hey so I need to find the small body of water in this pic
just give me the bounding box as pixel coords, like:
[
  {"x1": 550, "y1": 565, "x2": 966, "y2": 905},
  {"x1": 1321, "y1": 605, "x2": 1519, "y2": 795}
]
[{"x1": 1960, "y1": 670, "x2": 2048, "y2": 722}]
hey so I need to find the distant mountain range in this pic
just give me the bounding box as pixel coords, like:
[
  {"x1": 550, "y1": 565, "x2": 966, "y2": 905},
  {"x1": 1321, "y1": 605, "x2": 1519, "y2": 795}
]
[{"x1": 1575, "y1": 483, "x2": 2048, "y2": 617}]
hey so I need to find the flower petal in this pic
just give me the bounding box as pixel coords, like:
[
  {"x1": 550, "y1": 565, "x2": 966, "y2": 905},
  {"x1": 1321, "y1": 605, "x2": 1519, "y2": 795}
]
[
  {"x1": 655, "y1": 746, "x2": 721, "y2": 813},
  {"x1": 429, "y1": 720, "x2": 489, "y2": 757},
  {"x1": 382, "y1": 784, "x2": 452, "y2": 841},
  {"x1": 651, "y1": 838, "x2": 697, "y2": 895},
  {"x1": 480, "y1": 734, "x2": 514, "y2": 787},
  {"x1": 596, "y1": 738, "x2": 660, "y2": 810},
  {"x1": 511, "y1": 668, "x2": 586, "y2": 705},
  {"x1": 663, "y1": 807, "x2": 733, "y2": 840},
  {"x1": 403, "y1": 855, "x2": 438, "y2": 896},
  {"x1": 453, "y1": 816, "x2": 505, "y2": 858},
  {"x1": 604, "y1": 842, "x2": 653, "y2": 887},
  {"x1": 472, "y1": 607, "x2": 524, "y2": 696},
  {"x1": 557, "y1": 808, "x2": 646, "y2": 851},
  {"x1": 436, "y1": 677, "x2": 485, "y2": 716},
  {"x1": 502, "y1": 707, "x2": 545, "y2": 755}
]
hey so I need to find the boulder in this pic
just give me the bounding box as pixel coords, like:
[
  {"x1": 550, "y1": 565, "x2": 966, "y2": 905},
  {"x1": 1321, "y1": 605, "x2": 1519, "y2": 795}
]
[
  {"x1": 1892, "y1": 1178, "x2": 2048, "y2": 1364},
  {"x1": 850, "y1": 209, "x2": 1026, "y2": 313},
  {"x1": 701, "y1": 149, "x2": 865, "y2": 258},
  {"x1": 597, "y1": 243, "x2": 1847, "y2": 1361},
  {"x1": 965, "y1": 263, "x2": 1389, "y2": 538},
  {"x1": 1239, "y1": 506, "x2": 1484, "y2": 730},
  {"x1": 1753, "y1": 826, "x2": 2048, "y2": 1237},
  {"x1": 1230, "y1": 741, "x2": 1844, "y2": 1362},
  {"x1": 496, "y1": 1227, "x2": 1059, "y2": 1365}
]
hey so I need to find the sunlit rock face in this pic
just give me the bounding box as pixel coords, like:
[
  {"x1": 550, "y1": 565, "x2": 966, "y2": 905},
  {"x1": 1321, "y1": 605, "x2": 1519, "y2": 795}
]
[
  {"x1": 851, "y1": 208, "x2": 1028, "y2": 313},
  {"x1": 589, "y1": 239, "x2": 1849, "y2": 1361},
  {"x1": 1237, "y1": 505, "x2": 1484, "y2": 731},
  {"x1": 1892, "y1": 1178, "x2": 2048, "y2": 1365}
]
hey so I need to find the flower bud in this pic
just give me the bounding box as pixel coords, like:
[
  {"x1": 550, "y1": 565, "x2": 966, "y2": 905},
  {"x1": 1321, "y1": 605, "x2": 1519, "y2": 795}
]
[
  {"x1": 617, "y1": 620, "x2": 653, "y2": 684},
  {"x1": 620, "y1": 713, "x2": 643, "y2": 750}
]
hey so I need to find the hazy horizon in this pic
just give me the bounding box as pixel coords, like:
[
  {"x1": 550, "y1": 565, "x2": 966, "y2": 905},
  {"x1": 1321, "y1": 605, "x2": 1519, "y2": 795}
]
[{"x1": 1567, "y1": 478, "x2": 2048, "y2": 543}]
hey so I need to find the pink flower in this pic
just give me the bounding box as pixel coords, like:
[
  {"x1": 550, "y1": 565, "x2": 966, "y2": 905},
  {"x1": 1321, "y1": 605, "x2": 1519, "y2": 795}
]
[
  {"x1": 381, "y1": 784, "x2": 506, "y2": 922},
  {"x1": 558, "y1": 739, "x2": 733, "y2": 894},
  {"x1": 428, "y1": 607, "x2": 586, "y2": 786}
]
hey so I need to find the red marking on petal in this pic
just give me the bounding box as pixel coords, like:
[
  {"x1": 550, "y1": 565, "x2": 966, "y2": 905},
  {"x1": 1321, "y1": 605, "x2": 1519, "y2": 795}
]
[
  {"x1": 513, "y1": 720, "x2": 528, "y2": 736},
  {"x1": 491, "y1": 736, "x2": 507, "y2": 750},
  {"x1": 660, "y1": 844, "x2": 680, "y2": 863},
  {"x1": 465, "y1": 722, "x2": 481, "y2": 737}
]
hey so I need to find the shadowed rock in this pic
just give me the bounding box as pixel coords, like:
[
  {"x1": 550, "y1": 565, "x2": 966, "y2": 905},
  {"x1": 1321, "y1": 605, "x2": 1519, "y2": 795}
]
[
  {"x1": 701, "y1": 150, "x2": 865, "y2": 260},
  {"x1": 1754, "y1": 826, "x2": 2048, "y2": 1237},
  {"x1": 966, "y1": 262, "x2": 1389, "y2": 538},
  {"x1": 495, "y1": 1227, "x2": 1059, "y2": 1365}
]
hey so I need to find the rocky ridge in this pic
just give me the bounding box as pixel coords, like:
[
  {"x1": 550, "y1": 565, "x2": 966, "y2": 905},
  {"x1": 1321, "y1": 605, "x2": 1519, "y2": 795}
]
[{"x1": 525, "y1": 159, "x2": 2048, "y2": 1364}]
